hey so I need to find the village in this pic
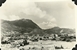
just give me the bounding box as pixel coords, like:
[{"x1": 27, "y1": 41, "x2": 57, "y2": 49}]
[{"x1": 1, "y1": 30, "x2": 76, "y2": 50}]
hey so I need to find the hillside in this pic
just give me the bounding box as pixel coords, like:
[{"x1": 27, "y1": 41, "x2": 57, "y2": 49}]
[
  {"x1": 1, "y1": 19, "x2": 75, "y2": 38},
  {"x1": 44, "y1": 27, "x2": 75, "y2": 35},
  {"x1": 1, "y1": 19, "x2": 41, "y2": 37}
]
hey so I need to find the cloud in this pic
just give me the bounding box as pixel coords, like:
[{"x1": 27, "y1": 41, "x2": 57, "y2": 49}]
[
  {"x1": 35, "y1": 1, "x2": 75, "y2": 28},
  {"x1": 0, "y1": 0, "x2": 57, "y2": 29}
]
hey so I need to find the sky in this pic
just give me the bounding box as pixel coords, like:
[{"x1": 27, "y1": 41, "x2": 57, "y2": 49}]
[{"x1": 0, "y1": 0, "x2": 75, "y2": 29}]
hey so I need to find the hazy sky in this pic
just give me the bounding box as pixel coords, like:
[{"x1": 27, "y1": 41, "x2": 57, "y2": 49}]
[{"x1": 0, "y1": 0, "x2": 75, "y2": 29}]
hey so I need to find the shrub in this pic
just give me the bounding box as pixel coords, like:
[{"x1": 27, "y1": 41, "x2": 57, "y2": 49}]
[{"x1": 1, "y1": 40, "x2": 10, "y2": 44}]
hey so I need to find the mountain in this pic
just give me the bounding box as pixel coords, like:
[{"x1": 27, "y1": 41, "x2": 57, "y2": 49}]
[
  {"x1": 1, "y1": 19, "x2": 75, "y2": 37},
  {"x1": 44, "y1": 27, "x2": 75, "y2": 35},
  {"x1": 1, "y1": 19, "x2": 41, "y2": 37},
  {"x1": 60, "y1": 28, "x2": 75, "y2": 34},
  {"x1": 44, "y1": 27, "x2": 62, "y2": 34},
  {"x1": 10, "y1": 19, "x2": 40, "y2": 29}
]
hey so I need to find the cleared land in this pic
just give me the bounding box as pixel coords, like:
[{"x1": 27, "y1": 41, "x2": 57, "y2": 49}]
[{"x1": 1, "y1": 40, "x2": 76, "y2": 50}]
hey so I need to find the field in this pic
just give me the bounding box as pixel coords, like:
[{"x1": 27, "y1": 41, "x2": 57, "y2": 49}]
[{"x1": 1, "y1": 40, "x2": 76, "y2": 50}]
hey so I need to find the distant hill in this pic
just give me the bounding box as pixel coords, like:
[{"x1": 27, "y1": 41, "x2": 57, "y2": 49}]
[
  {"x1": 1, "y1": 19, "x2": 75, "y2": 37},
  {"x1": 60, "y1": 28, "x2": 75, "y2": 34},
  {"x1": 44, "y1": 27, "x2": 61, "y2": 34},
  {"x1": 1, "y1": 19, "x2": 41, "y2": 37},
  {"x1": 44, "y1": 27, "x2": 75, "y2": 35}
]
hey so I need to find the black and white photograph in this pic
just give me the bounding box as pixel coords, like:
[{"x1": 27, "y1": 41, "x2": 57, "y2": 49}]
[{"x1": 0, "y1": 0, "x2": 76, "y2": 50}]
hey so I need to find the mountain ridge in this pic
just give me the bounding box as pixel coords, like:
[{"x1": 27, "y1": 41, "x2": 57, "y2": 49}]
[{"x1": 1, "y1": 19, "x2": 75, "y2": 37}]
